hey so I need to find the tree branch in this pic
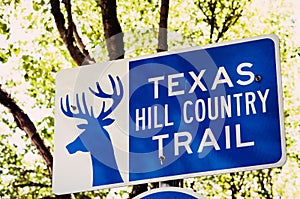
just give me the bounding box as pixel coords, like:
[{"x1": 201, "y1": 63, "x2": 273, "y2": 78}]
[
  {"x1": 215, "y1": 1, "x2": 244, "y2": 42},
  {"x1": 50, "y1": 0, "x2": 93, "y2": 65},
  {"x1": 0, "y1": 87, "x2": 76, "y2": 199},
  {"x1": 0, "y1": 87, "x2": 53, "y2": 177},
  {"x1": 72, "y1": 22, "x2": 90, "y2": 58},
  {"x1": 208, "y1": 0, "x2": 217, "y2": 41},
  {"x1": 13, "y1": 182, "x2": 50, "y2": 188},
  {"x1": 196, "y1": 0, "x2": 249, "y2": 43}
]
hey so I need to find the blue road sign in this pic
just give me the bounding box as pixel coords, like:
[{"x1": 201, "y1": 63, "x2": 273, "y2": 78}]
[
  {"x1": 54, "y1": 35, "x2": 285, "y2": 194},
  {"x1": 128, "y1": 34, "x2": 285, "y2": 183},
  {"x1": 133, "y1": 187, "x2": 206, "y2": 199}
]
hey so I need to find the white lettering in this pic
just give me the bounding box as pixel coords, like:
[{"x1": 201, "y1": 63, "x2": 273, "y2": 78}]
[
  {"x1": 136, "y1": 108, "x2": 146, "y2": 131},
  {"x1": 257, "y1": 89, "x2": 269, "y2": 113},
  {"x1": 154, "y1": 106, "x2": 163, "y2": 128},
  {"x1": 220, "y1": 95, "x2": 232, "y2": 118},
  {"x1": 174, "y1": 132, "x2": 193, "y2": 156},
  {"x1": 188, "y1": 70, "x2": 207, "y2": 93},
  {"x1": 148, "y1": 76, "x2": 164, "y2": 99},
  {"x1": 211, "y1": 67, "x2": 234, "y2": 90},
  {"x1": 236, "y1": 62, "x2": 255, "y2": 86},
  {"x1": 198, "y1": 128, "x2": 220, "y2": 153},
  {"x1": 164, "y1": 104, "x2": 174, "y2": 127},
  {"x1": 236, "y1": 124, "x2": 255, "y2": 147},
  {"x1": 233, "y1": 93, "x2": 242, "y2": 116},
  {"x1": 183, "y1": 100, "x2": 193, "y2": 124},
  {"x1": 208, "y1": 97, "x2": 218, "y2": 120},
  {"x1": 245, "y1": 92, "x2": 256, "y2": 115},
  {"x1": 225, "y1": 125, "x2": 231, "y2": 149},
  {"x1": 147, "y1": 107, "x2": 151, "y2": 129},
  {"x1": 152, "y1": 134, "x2": 169, "y2": 158},
  {"x1": 195, "y1": 99, "x2": 206, "y2": 122},
  {"x1": 168, "y1": 73, "x2": 185, "y2": 97}
]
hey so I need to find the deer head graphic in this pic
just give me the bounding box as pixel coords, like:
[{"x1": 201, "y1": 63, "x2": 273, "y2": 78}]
[{"x1": 60, "y1": 75, "x2": 124, "y2": 186}]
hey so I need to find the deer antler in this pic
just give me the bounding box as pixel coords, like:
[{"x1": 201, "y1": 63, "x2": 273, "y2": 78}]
[
  {"x1": 89, "y1": 75, "x2": 124, "y2": 120},
  {"x1": 60, "y1": 93, "x2": 92, "y2": 120}
]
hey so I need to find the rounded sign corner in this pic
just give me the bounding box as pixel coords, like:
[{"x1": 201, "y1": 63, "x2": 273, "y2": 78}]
[
  {"x1": 51, "y1": 187, "x2": 64, "y2": 196},
  {"x1": 276, "y1": 150, "x2": 287, "y2": 168},
  {"x1": 56, "y1": 68, "x2": 67, "y2": 81},
  {"x1": 264, "y1": 34, "x2": 280, "y2": 46}
]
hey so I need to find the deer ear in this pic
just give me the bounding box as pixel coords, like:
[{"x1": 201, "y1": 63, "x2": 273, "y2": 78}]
[
  {"x1": 102, "y1": 118, "x2": 115, "y2": 126},
  {"x1": 77, "y1": 124, "x2": 88, "y2": 129}
]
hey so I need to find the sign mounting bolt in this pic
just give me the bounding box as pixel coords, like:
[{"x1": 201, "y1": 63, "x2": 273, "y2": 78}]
[
  {"x1": 255, "y1": 75, "x2": 262, "y2": 82},
  {"x1": 160, "y1": 155, "x2": 166, "y2": 165}
]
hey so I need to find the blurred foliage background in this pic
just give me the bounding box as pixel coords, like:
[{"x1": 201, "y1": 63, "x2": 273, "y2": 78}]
[{"x1": 0, "y1": 0, "x2": 299, "y2": 198}]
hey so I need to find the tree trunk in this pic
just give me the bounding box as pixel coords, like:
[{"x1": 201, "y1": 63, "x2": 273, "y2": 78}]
[
  {"x1": 156, "y1": 0, "x2": 184, "y2": 190},
  {"x1": 157, "y1": 0, "x2": 169, "y2": 52},
  {"x1": 100, "y1": 0, "x2": 125, "y2": 60},
  {"x1": 99, "y1": 0, "x2": 149, "y2": 198}
]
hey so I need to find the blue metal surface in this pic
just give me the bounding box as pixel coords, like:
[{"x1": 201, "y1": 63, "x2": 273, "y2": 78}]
[
  {"x1": 133, "y1": 187, "x2": 205, "y2": 199},
  {"x1": 129, "y1": 35, "x2": 284, "y2": 182}
]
